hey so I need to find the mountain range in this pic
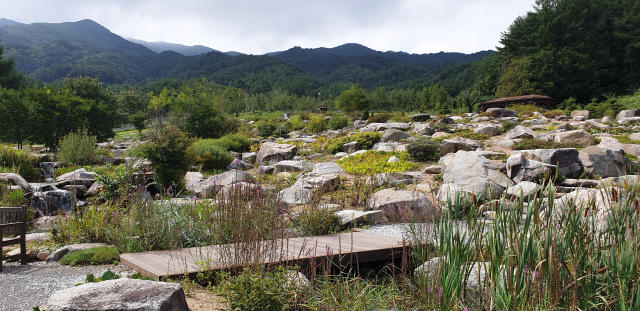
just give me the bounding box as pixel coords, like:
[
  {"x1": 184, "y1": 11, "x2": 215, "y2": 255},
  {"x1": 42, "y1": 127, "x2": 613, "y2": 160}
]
[{"x1": 0, "y1": 18, "x2": 493, "y2": 94}]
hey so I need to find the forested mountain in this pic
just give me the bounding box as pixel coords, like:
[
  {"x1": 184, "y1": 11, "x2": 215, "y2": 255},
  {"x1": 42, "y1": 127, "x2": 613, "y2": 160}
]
[
  {"x1": 125, "y1": 37, "x2": 219, "y2": 56},
  {"x1": 0, "y1": 18, "x2": 21, "y2": 27},
  {"x1": 0, "y1": 19, "x2": 489, "y2": 95}
]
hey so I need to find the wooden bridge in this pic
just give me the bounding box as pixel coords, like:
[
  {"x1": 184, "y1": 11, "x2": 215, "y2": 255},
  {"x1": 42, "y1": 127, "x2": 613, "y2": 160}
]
[{"x1": 120, "y1": 232, "x2": 406, "y2": 280}]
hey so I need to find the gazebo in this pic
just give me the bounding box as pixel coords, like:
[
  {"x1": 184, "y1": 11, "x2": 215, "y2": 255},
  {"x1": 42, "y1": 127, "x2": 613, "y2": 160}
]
[{"x1": 477, "y1": 95, "x2": 557, "y2": 112}]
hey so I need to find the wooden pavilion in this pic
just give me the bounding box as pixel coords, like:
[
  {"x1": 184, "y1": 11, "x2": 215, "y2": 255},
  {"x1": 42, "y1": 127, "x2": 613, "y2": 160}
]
[{"x1": 477, "y1": 95, "x2": 557, "y2": 112}]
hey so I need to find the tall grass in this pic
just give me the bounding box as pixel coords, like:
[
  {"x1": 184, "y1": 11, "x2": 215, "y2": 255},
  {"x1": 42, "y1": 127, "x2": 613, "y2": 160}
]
[{"x1": 406, "y1": 182, "x2": 640, "y2": 310}]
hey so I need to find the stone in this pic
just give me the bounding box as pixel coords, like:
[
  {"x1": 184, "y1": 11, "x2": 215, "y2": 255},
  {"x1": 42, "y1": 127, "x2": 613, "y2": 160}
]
[
  {"x1": 5, "y1": 248, "x2": 38, "y2": 261},
  {"x1": 629, "y1": 133, "x2": 640, "y2": 141},
  {"x1": 437, "y1": 183, "x2": 471, "y2": 203},
  {"x1": 514, "y1": 148, "x2": 584, "y2": 179},
  {"x1": 55, "y1": 168, "x2": 96, "y2": 188},
  {"x1": 412, "y1": 123, "x2": 436, "y2": 136},
  {"x1": 487, "y1": 108, "x2": 517, "y2": 118},
  {"x1": 334, "y1": 209, "x2": 383, "y2": 226},
  {"x1": 30, "y1": 186, "x2": 78, "y2": 215},
  {"x1": 573, "y1": 116, "x2": 586, "y2": 121},
  {"x1": 37, "y1": 250, "x2": 51, "y2": 261},
  {"x1": 552, "y1": 129, "x2": 595, "y2": 146},
  {"x1": 411, "y1": 113, "x2": 430, "y2": 122},
  {"x1": 274, "y1": 160, "x2": 314, "y2": 173},
  {"x1": 241, "y1": 152, "x2": 257, "y2": 164},
  {"x1": 497, "y1": 139, "x2": 516, "y2": 149},
  {"x1": 334, "y1": 152, "x2": 347, "y2": 159},
  {"x1": 258, "y1": 165, "x2": 275, "y2": 175},
  {"x1": 284, "y1": 271, "x2": 311, "y2": 290},
  {"x1": 255, "y1": 142, "x2": 297, "y2": 166},
  {"x1": 424, "y1": 165, "x2": 442, "y2": 174},
  {"x1": 342, "y1": 141, "x2": 360, "y2": 153},
  {"x1": 61, "y1": 185, "x2": 88, "y2": 197},
  {"x1": 47, "y1": 243, "x2": 109, "y2": 262},
  {"x1": 194, "y1": 169, "x2": 254, "y2": 198},
  {"x1": 506, "y1": 125, "x2": 536, "y2": 140},
  {"x1": 556, "y1": 123, "x2": 575, "y2": 131},
  {"x1": 431, "y1": 132, "x2": 449, "y2": 139},
  {"x1": 184, "y1": 172, "x2": 205, "y2": 192},
  {"x1": 47, "y1": 278, "x2": 189, "y2": 311},
  {"x1": 534, "y1": 133, "x2": 550, "y2": 141},
  {"x1": 278, "y1": 173, "x2": 340, "y2": 204},
  {"x1": 505, "y1": 181, "x2": 541, "y2": 202},
  {"x1": 366, "y1": 172, "x2": 422, "y2": 187},
  {"x1": 276, "y1": 172, "x2": 293, "y2": 179},
  {"x1": 506, "y1": 153, "x2": 557, "y2": 184},
  {"x1": 571, "y1": 110, "x2": 591, "y2": 119},
  {"x1": 616, "y1": 109, "x2": 640, "y2": 120},
  {"x1": 226, "y1": 159, "x2": 253, "y2": 170},
  {"x1": 583, "y1": 120, "x2": 610, "y2": 131},
  {"x1": 619, "y1": 117, "x2": 640, "y2": 124},
  {"x1": 360, "y1": 122, "x2": 411, "y2": 132},
  {"x1": 442, "y1": 151, "x2": 512, "y2": 200},
  {"x1": 602, "y1": 116, "x2": 614, "y2": 123},
  {"x1": 474, "y1": 124, "x2": 500, "y2": 136},
  {"x1": 367, "y1": 188, "x2": 433, "y2": 218},
  {"x1": 437, "y1": 117, "x2": 455, "y2": 124},
  {"x1": 438, "y1": 136, "x2": 483, "y2": 156},
  {"x1": 313, "y1": 162, "x2": 346, "y2": 176},
  {"x1": 578, "y1": 146, "x2": 634, "y2": 178},
  {"x1": 597, "y1": 137, "x2": 640, "y2": 157},
  {"x1": 85, "y1": 182, "x2": 104, "y2": 197},
  {"x1": 0, "y1": 173, "x2": 32, "y2": 192},
  {"x1": 381, "y1": 129, "x2": 409, "y2": 142}
]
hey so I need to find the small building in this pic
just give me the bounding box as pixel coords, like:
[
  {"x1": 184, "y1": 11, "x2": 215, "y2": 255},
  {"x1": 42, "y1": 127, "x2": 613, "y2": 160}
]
[
  {"x1": 317, "y1": 105, "x2": 328, "y2": 113},
  {"x1": 477, "y1": 95, "x2": 557, "y2": 112}
]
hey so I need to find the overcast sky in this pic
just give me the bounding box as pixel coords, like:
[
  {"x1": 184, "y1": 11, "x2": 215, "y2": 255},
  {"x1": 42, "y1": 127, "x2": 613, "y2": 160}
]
[{"x1": 2, "y1": 0, "x2": 536, "y2": 55}]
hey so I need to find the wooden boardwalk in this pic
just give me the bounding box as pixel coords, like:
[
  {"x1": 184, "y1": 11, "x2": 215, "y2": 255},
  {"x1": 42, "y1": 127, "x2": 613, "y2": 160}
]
[{"x1": 120, "y1": 232, "x2": 406, "y2": 280}]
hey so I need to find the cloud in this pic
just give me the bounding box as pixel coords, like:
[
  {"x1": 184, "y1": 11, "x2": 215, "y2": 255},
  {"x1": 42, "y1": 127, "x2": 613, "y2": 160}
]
[{"x1": 1, "y1": 0, "x2": 535, "y2": 54}]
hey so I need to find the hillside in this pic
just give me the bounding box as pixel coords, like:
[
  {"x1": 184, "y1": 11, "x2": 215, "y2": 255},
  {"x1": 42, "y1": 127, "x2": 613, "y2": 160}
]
[
  {"x1": 0, "y1": 19, "x2": 492, "y2": 93},
  {"x1": 0, "y1": 18, "x2": 21, "y2": 27}
]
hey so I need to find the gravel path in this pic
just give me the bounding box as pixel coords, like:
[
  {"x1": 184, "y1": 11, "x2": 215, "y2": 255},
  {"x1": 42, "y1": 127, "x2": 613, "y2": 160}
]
[{"x1": 0, "y1": 261, "x2": 129, "y2": 311}]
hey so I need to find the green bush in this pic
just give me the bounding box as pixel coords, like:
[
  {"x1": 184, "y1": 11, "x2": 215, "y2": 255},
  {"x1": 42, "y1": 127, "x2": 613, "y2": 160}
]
[
  {"x1": 59, "y1": 246, "x2": 120, "y2": 266},
  {"x1": 430, "y1": 122, "x2": 452, "y2": 133},
  {"x1": 220, "y1": 267, "x2": 294, "y2": 310},
  {"x1": 218, "y1": 134, "x2": 254, "y2": 153},
  {"x1": 293, "y1": 206, "x2": 341, "y2": 236},
  {"x1": 0, "y1": 145, "x2": 39, "y2": 181},
  {"x1": 512, "y1": 139, "x2": 583, "y2": 150},
  {"x1": 189, "y1": 139, "x2": 234, "y2": 170},
  {"x1": 542, "y1": 110, "x2": 565, "y2": 118},
  {"x1": 361, "y1": 109, "x2": 370, "y2": 121},
  {"x1": 139, "y1": 125, "x2": 193, "y2": 191},
  {"x1": 256, "y1": 122, "x2": 276, "y2": 138},
  {"x1": 285, "y1": 115, "x2": 306, "y2": 131},
  {"x1": 337, "y1": 150, "x2": 418, "y2": 175},
  {"x1": 445, "y1": 130, "x2": 490, "y2": 141},
  {"x1": 406, "y1": 138, "x2": 441, "y2": 162},
  {"x1": 328, "y1": 114, "x2": 351, "y2": 130},
  {"x1": 56, "y1": 128, "x2": 97, "y2": 166},
  {"x1": 306, "y1": 115, "x2": 328, "y2": 133},
  {"x1": 500, "y1": 120, "x2": 520, "y2": 134},
  {"x1": 323, "y1": 132, "x2": 382, "y2": 154},
  {"x1": 366, "y1": 113, "x2": 391, "y2": 124}
]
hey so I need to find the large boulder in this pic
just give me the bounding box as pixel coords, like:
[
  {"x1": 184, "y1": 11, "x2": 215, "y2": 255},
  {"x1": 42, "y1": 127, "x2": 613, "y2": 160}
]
[
  {"x1": 274, "y1": 160, "x2": 314, "y2": 173},
  {"x1": 367, "y1": 188, "x2": 433, "y2": 218},
  {"x1": 439, "y1": 136, "x2": 483, "y2": 156},
  {"x1": 551, "y1": 129, "x2": 595, "y2": 146},
  {"x1": 184, "y1": 172, "x2": 205, "y2": 192},
  {"x1": 29, "y1": 184, "x2": 77, "y2": 215},
  {"x1": 413, "y1": 123, "x2": 436, "y2": 136},
  {"x1": 0, "y1": 173, "x2": 32, "y2": 192},
  {"x1": 487, "y1": 108, "x2": 517, "y2": 118},
  {"x1": 506, "y1": 125, "x2": 536, "y2": 140},
  {"x1": 513, "y1": 148, "x2": 584, "y2": 179},
  {"x1": 578, "y1": 146, "x2": 634, "y2": 178},
  {"x1": 55, "y1": 168, "x2": 96, "y2": 188},
  {"x1": 278, "y1": 173, "x2": 340, "y2": 204},
  {"x1": 504, "y1": 181, "x2": 541, "y2": 202},
  {"x1": 334, "y1": 209, "x2": 383, "y2": 227},
  {"x1": 312, "y1": 162, "x2": 346, "y2": 176},
  {"x1": 47, "y1": 243, "x2": 109, "y2": 262},
  {"x1": 506, "y1": 153, "x2": 556, "y2": 184},
  {"x1": 570, "y1": 110, "x2": 591, "y2": 119},
  {"x1": 360, "y1": 122, "x2": 411, "y2": 132},
  {"x1": 616, "y1": 109, "x2": 640, "y2": 120},
  {"x1": 342, "y1": 141, "x2": 360, "y2": 153},
  {"x1": 255, "y1": 142, "x2": 297, "y2": 166},
  {"x1": 442, "y1": 151, "x2": 512, "y2": 200},
  {"x1": 47, "y1": 278, "x2": 189, "y2": 311},
  {"x1": 411, "y1": 113, "x2": 431, "y2": 122},
  {"x1": 381, "y1": 129, "x2": 409, "y2": 142},
  {"x1": 473, "y1": 124, "x2": 500, "y2": 136},
  {"x1": 597, "y1": 137, "x2": 640, "y2": 157},
  {"x1": 194, "y1": 169, "x2": 254, "y2": 198},
  {"x1": 582, "y1": 120, "x2": 610, "y2": 131}
]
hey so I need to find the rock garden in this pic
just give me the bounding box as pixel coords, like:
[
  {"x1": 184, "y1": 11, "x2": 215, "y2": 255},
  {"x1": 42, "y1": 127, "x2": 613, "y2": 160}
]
[{"x1": 3, "y1": 105, "x2": 640, "y2": 310}]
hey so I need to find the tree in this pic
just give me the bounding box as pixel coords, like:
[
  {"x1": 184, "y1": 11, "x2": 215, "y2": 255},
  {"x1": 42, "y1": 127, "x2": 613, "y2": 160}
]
[
  {"x1": 0, "y1": 87, "x2": 30, "y2": 148},
  {"x1": 0, "y1": 42, "x2": 23, "y2": 90},
  {"x1": 494, "y1": 57, "x2": 541, "y2": 98},
  {"x1": 335, "y1": 84, "x2": 369, "y2": 112},
  {"x1": 128, "y1": 111, "x2": 147, "y2": 134},
  {"x1": 63, "y1": 76, "x2": 118, "y2": 141}
]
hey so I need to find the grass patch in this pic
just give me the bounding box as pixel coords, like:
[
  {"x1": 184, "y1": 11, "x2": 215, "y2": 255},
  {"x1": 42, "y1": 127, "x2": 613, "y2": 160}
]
[
  {"x1": 444, "y1": 129, "x2": 489, "y2": 141},
  {"x1": 337, "y1": 150, "x2": 418, "y2": 175},
  {"x1": 513, "y1": 139, "x2": 583, "y2": 150},
  {"x1": 614, "y1": 135, "x2": 640, "y2": 145},
  {"x1": 59, "y1": 246, "x2": 120, "y2": 266},
  {"x1": 323, "y1": 132, "x2": 381, "y2": 154}
]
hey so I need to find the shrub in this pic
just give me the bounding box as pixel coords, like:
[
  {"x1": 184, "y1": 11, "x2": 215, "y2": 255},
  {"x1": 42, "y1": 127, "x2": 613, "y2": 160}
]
[
  {"x1": 59, "y1": 246, "x2": 120, "y2": 266},
  {"x1": 0, "y1": 145, "x2": 39, "y2": 181},
  {"x1": 306, "y1": 115, "x2": 328, "y2": 133},
  {"x1": 366, "y1": 113, "x2": 391, "y2": 124},
  {"x1": 430, "y1": 122, "x2": 452, "y2": 133},
  {"x1": 445, "y1": 130, "x2": 490, "y2": 141},
  {"x1": 500, "y1": 120, "x2": 520, "y2": 134},
  {"x1": 361, "y1": 109, "x2": 370, "y2": 121},
  {"x1": 188, "y1": 139, "x2": 234, "y2": 170},
  {"x1": 506, "y1": 103, "x2": 541, "y2": 114},
  {"x1": 56, "y1": 128, "x2": 97, "y2": 166},
  {"x1": 218, "y1": 134, "x2": 254, "y2": 153},
  {"x1": 292, "y1": 206, "x2": 341, "y2": 236},
  {"x1": 327, "y1": 114, "x2": 351, "y2": 130},
  {"x1": 337, "y1": 150, "x2": 418, "y2": 175},
  {"x1": 285, "y1": 115, "x2": 306, "y2": 131},
  {"x1": 476, "y1": 111, "x2": 496, "y2": 118},
  {"x1": 512, "y1": 139, "x2": 583, "y2": 150},
  {"x1": 324, "y1": 132, "x2": 382, "y2": 154},
  {"x1": 138, "y1": 125, "x2": 193, "y2": 191},
  {"x1": 542, "y1": 110, "x2": 565, "y2": 118},
  {"x1": 256, "y1": 122, "x2": 276, "y2": 138},
  {"x1": 219, "y1": 267, "x2": 294, "y2": 310},
  {"x1": 407, "y1": 138, "x2": 441, "y2": 162}
]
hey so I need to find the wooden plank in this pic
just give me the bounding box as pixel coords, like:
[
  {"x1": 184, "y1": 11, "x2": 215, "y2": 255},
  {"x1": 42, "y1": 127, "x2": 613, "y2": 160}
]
[{"x1": 120, "y1": 232, "x2": 406, "y2": 280}]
